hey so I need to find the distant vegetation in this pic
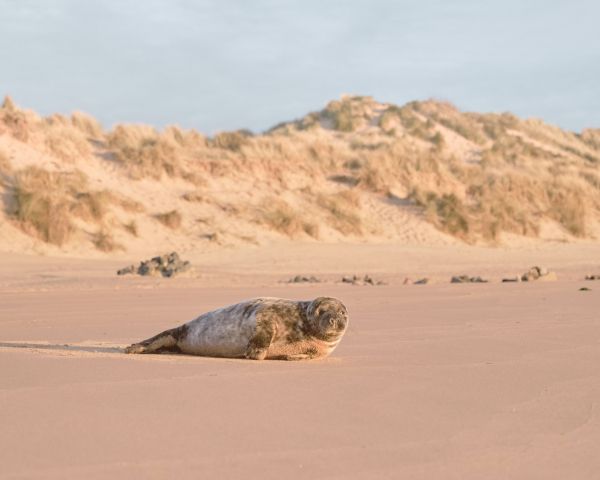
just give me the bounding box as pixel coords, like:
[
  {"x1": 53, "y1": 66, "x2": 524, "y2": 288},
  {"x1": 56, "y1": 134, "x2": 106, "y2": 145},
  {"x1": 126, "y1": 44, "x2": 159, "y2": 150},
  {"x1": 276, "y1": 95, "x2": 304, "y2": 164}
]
[{"x1": 1, "y1": 94, "x2": 599, "y2": 252}]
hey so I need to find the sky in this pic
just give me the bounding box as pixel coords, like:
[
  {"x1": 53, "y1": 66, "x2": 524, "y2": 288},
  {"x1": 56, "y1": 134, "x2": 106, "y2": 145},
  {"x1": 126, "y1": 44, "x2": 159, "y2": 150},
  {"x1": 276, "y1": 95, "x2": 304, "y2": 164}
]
[{"x1": 1, "y1": 0, "x2": 599, "y2": 134}]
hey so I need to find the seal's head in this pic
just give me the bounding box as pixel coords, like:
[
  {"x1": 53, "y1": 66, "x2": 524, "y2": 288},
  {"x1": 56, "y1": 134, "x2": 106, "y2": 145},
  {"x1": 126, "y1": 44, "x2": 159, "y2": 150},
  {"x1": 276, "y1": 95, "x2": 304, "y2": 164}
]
[{"x1": 307, "y1": 297, "x2": 349, "y2": 341}]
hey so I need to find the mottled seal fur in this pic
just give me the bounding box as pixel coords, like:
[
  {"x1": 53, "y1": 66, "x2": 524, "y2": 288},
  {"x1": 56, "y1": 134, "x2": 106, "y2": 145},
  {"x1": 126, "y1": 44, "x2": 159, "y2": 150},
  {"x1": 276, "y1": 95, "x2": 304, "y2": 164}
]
[{"x1": 124, "y1": 297, "x2": 349, "y2": 360}]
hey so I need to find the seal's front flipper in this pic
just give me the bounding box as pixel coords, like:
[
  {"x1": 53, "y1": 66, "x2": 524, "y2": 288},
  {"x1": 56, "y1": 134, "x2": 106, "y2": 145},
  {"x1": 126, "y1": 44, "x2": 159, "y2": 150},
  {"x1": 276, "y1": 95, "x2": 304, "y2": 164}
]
[
  {"x1": 245, "y1": 314, "x2": 275, "y2": 360},
  {"x1": 270, "y1": 353, "x2": 311, "y2": 361}
]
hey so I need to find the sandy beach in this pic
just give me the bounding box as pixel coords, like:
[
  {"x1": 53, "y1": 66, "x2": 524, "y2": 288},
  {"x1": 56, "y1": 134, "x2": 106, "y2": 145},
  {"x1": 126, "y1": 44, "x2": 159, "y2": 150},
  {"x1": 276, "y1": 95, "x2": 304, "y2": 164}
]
[
  {"x1": 2, "y1": 3, "x2": 600, "y2": 477},
  {"x1": 2, "y1": 243, "x2": 600, "y2": 479}
]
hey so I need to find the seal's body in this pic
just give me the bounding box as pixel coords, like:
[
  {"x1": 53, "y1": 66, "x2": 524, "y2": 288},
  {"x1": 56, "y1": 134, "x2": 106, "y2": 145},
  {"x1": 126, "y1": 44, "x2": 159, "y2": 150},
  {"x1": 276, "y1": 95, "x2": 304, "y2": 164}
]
[{"x1": 125, "y1": 297, "x2": 348, "y2": 360}]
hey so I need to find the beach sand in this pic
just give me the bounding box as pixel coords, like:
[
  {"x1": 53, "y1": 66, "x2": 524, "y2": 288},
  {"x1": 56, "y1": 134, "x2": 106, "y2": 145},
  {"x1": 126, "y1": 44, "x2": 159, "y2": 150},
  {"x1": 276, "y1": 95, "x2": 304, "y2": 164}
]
[{"x1": 1, "y1": 243, "x2": 600, "y2": 479}]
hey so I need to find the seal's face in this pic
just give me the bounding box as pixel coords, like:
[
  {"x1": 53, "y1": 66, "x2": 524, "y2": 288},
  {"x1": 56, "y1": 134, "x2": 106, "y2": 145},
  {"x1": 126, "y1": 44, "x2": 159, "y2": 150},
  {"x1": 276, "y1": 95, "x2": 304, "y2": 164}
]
[{"x1": 307, "y1": 297, "x2": 349, "y2": 340}]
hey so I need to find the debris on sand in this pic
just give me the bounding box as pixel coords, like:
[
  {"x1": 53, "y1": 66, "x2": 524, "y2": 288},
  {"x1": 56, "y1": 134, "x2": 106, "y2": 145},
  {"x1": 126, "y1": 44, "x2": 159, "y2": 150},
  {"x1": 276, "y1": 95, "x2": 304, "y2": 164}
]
[
  {"x1": 286, "y1": 275, "x2": 321, "y2": 284},
  {"x1": 451, "y1": 275, "x2": 488, "y2": 284},
  {"x1": 502, "y1": 276, "x2": 521, "y2": 283},
  {"x1": 520, "y1": 266, "x2": 557, "y2": 282},
  {"x1": 579, "y1": 287, "x2": 591, "y2": 291},
  {"x1": 341, "y1": 275, "x2": 386, "y2": 286},
  {"x1": 585, "y1": 275, "x2": 600, "y2": 280},
  {"x1": 403, "y1": 277, "x2": 429, "y2": 285},
  {"x1": 117, "y1": 252, "x2": 191, "y2": 278}
]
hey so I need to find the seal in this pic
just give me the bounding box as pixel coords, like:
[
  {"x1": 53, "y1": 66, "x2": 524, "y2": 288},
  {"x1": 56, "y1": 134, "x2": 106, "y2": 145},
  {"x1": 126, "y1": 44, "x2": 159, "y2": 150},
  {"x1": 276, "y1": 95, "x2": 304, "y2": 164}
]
[{"x1": 124, "y1": 296, "x2": 349, "y2": 360}]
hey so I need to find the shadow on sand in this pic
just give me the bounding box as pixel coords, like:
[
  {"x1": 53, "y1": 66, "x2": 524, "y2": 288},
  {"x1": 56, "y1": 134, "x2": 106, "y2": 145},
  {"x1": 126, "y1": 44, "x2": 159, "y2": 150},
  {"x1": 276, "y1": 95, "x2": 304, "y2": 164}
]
[{"x1": 0, "y1": 342, "x2": 124, "y2": 354}]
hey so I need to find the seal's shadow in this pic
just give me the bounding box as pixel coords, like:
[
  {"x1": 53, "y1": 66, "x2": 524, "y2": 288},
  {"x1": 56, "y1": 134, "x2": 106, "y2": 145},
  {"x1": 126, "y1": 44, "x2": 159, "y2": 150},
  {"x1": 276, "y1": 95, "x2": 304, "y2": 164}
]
[{"x1": 0, "y1": 342, "x2": 123, "y2": 354}]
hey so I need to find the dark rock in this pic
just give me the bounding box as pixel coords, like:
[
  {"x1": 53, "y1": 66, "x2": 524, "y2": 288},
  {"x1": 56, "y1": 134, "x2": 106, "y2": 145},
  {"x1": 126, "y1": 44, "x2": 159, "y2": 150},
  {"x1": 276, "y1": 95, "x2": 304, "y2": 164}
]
[
  {"x1": 521, "y1": 266, "x2": 556, "y2": 282},
  {"x1": 470, "y1": 276, "x2": 488, "y2": 283},
  {"x1": 341, "y1": 275, "x2": 386, "y2": 286},
  {"x1": 451, "y1": 275, "x2": 470, "y2": 283},
  {"x1": 502, "y1": 276, "x2": 520, "y2": 282},
  {"x1": 287, "y1": 275, "x2": 320, "y2": 284},
  {"x1": 117, "y1": 252, "x2": 191, "y2": 278},
  {"x1": 585, "y1": 275, "x2": 600, "y2": 280},
  {"x1": 117, "y1": 265, "x2": 136, "y2": 276},
  {"x1": 414, "y1": 278, "x2": 429, "y2": 285},
  {"x1": 451, "y1": 275, "x2": 488, "y2": 284}
]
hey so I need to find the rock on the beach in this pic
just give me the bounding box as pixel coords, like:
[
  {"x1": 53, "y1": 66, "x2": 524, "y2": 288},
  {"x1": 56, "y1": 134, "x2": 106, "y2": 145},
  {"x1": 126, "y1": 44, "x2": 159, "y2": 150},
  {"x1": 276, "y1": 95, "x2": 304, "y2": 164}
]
[
  {"x1": 502, "y1": 276, "x2": 521, "y2": 283},
  {"x1": 287, "y1": 275, "x2": 321, "y2": 284},
  {"x1": 117, "y1": 265, "x2": 136, "y2": 276},
  {"x1": 117, "y1": 252, "x2": 191, "y2": 278},
  {"x1": 451, "y1": 275, "x2": 488, "y2": 284},
  {"x1": 342, "y1": 274, "x2": 386, "y2": 286},
  {"x1": 521, "y1": 266, "x2": 556, "y2": 282}
]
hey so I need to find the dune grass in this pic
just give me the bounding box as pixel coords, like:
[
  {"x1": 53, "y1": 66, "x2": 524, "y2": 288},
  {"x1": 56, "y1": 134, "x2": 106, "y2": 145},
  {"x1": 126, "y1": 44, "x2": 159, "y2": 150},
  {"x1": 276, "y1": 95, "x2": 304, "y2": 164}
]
[
  {"x1": 123, "y1": 220, "x2": 138, "y2": 237},
  {"x1": 3, "y1": 95, "x2": 600, "y2": 249},
  {"x1": 316, "y1": 191, "x2": 362, "y2": 235},
  {"x1": 92, "y1": 229, "x2": 122, "y2": 252},
  {"x1": 11, "y1": 167, "x2": 85, "y2": 245},
  {"x1": 108, "y1": 125, "x2": 182, "y2": 179},
  {"x1": 1, "y1": 96, "x2": 30, "y2": 142},
  {"x1": 70, "y1": 111, "x2": 104, "y2": 138},
  {"x1": 211, "y1": 130, "x2": 251, "y2": 151},
  {"x1": 155, "y1": 210, "x2": 182, "y2": 229},
  {"x1": 71, "y1": 191, "x2": 114, "y2": 222},
  {"x1": 410, "y1": 189, "x2": 470, "y2": 239},
  {"x1": 260, "y1": 199, "x2": 319, "y2": 238},
  {"x1": 10, "y1": 167, "x2": 118, "y2": 246},
  {"x1": 0, "y1": 149, "x2": 11, "y2": 176}
]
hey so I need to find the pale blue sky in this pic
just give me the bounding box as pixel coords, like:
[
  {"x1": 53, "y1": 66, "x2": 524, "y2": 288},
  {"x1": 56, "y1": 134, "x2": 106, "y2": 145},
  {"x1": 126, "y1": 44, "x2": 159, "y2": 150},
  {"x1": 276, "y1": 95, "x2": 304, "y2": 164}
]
[{"x1": 1, "y1": 0, "x2": 598, "y2": 133}]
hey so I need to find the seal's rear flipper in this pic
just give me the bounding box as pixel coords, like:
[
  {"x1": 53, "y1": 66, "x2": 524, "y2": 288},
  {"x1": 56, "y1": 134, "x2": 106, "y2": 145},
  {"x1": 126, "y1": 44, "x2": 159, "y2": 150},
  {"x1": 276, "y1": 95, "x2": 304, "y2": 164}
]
[{"x1": 124, "y1": 326, "x2": 183, "y2": 354}]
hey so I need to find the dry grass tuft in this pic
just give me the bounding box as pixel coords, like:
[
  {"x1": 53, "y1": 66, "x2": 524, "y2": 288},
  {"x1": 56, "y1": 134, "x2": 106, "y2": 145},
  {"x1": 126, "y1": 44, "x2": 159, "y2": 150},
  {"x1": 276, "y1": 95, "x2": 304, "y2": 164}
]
[
  {"x1": 93, "y1": 229, "x2": 122, "y2": 252},
  {"x1": 182, "y1": 191, "x2": 206, "y2": 202},
  {"x1": 71, "y1": 111, "x2": 103, "y2": 138},
  {"x1": 260, "y1": 199, "x2": 319, "y2": 238},
  {"x1": 108, "y1": 125, "x2": 182, "y2": 179},
  {"x1": 358, "y1": 164, "x2": 389, "y2": 193},
  {"x1": 1, "y1": 97, "x2": 30, "y2": 142},
  {"x1": 325, "y1": 101, "x2": 357, "y2": 132},
  {"x1": 547, "y1": 187, "x2": 587, "y2": 237},
  {"x1": 123, "y1": 220, "x2": 138, "y2": 236},
  {"x1": 2, "y1": 95, "x2": 16, "y2": 110},
  {"x1": 379, "y1": 104, "x2": 434, "y2": 141},
  {"x1": 155, "y1": 210, "x2": 182, "y2": 229},
  {"x1": 10, "y1": 167, "x2": 86, "y2": 245},
  {"x1": 71, "y1": 191, "x2": 113, "y2": 222},
  {"x1": 43, "y1": 123, "x2": 92, "y2": 161},
  {"x1": 0, "y1": 149, "x2": 12, "y2": 176},
  {"x1": 112, "y1": 195, "x2": 145, "y2": 213},
  {"x1": 317, "y1": 191, "x2": 362, "y2": 235},
  {"x1": 9, "y1": 167, "x2": 120, "y2": 245},
  {"x1": 211, "y1": 130, "x2": 252, "y2": 151},
  {"x1": 410, "y1": 189, "x2": 470, "y2": 239}
]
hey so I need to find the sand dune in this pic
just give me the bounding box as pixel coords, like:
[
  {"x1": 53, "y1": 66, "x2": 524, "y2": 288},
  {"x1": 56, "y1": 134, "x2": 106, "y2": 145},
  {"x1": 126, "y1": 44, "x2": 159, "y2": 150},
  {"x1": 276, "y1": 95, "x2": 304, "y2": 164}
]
[{"x1": 1, "y1": 95, "x2": 599, "y2": 258}]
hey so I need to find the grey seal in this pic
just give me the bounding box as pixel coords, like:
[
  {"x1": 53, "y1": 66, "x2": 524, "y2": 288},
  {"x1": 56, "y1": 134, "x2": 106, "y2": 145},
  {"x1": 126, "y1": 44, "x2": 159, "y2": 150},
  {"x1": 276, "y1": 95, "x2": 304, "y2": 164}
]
[{"x1": 125, "y1": 296, "x2": 349, "y2": 360}]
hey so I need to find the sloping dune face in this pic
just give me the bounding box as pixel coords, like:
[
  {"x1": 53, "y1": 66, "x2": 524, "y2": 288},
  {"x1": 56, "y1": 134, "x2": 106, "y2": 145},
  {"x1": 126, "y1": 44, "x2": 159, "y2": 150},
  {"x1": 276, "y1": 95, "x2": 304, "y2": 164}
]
[{"x1": 1, "y1": 94, "x2": 599, "y2": 257}]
